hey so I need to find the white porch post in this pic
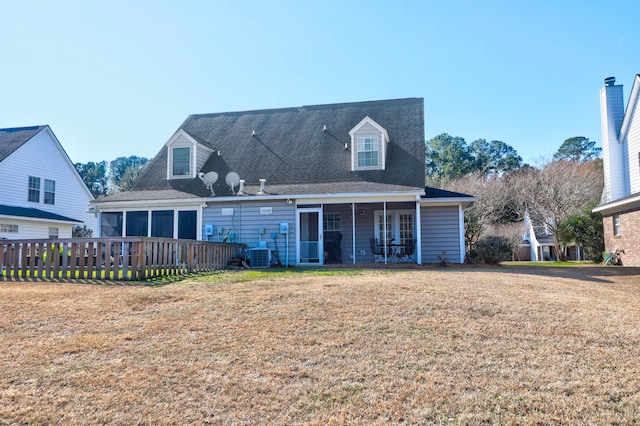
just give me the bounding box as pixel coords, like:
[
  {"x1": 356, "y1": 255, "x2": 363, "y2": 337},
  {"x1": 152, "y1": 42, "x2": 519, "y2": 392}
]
[
  {"x1": 173, "y1": 210, "x2": 179, "y2": 239},
  {"x1": 459, "y1": 205, "x2": 465, "y2": 264},
  {"x1": 383, "y1": 202, "x2": 388, "y2": 263},
  {"x1": 351, "y1": 202, "x2": 356, "y2": 265},
  {"x1": 122, "y1": 212, "x2": 127, "y2": 237},
  {"x1": 415, "y1": 197, "x2": 421, "y2": 264}
]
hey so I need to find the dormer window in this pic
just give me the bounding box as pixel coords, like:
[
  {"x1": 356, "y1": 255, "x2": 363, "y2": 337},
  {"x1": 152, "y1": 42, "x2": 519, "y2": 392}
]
[
  {"x1": 172, "y1": 147, "x2": 190, "y2": 176},
  {"x1": 349, "y1": 116, "x2": 390, "y2": 171},
  {"x1": 165, "y1": 130, "x2": 214, "y2": 180},
  {"x1": 357, "y1": 136, "x2": 380, "y2": 168}
]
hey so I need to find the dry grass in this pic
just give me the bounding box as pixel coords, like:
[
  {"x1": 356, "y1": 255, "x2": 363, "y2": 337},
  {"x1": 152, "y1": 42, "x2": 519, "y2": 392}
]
[{"x1": 1, "y1": 266, "x2": 640, "y2": 425}]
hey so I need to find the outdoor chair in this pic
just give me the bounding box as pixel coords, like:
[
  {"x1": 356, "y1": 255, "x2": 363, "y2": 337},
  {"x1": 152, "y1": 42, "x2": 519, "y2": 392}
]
[
  {"x1": 399, "y1": 238, "x2": 417, "y2": 263},
  {"x1": 369, "y1": 237, "x2": 385, "y2": 263}
]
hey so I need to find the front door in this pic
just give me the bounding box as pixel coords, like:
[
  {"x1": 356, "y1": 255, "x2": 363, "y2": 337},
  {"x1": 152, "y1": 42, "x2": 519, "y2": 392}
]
[{"x1": 297, "y1": 208, "x2": 323, "y2": 265}]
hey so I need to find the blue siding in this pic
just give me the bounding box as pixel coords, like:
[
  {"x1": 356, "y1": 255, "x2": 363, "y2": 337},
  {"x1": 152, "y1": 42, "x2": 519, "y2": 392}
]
[
  {"x1": 202, "y1": 201, "x2": 296, "y2": 265},
  {"x1": 421, "y1": 206, "x2": 461, "y2": 264}
]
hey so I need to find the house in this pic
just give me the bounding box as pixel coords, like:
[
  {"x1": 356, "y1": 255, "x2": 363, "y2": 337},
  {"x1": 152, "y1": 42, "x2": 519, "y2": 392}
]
[
  {"x1": 518, "y1": 213, "x2": 586, "y2": 261},
  {"x1": 91, "y1": 98, "x2": 475, "y2": 265},
  {"x1": 593, "y1": 75, "x2": 640, "y2": 266},
  {"x1": 0, "y1": 125, "x2": 97, "y2": 239}
]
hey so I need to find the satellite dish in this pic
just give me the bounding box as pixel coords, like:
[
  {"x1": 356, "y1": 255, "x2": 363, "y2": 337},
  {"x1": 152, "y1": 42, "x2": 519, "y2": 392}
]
[
  {"x1": 198, "y1": 171, "x2": 218, "y2": 196},
  {"x1": 225, "y1": 172, "x2": 240, "y2": 195}
]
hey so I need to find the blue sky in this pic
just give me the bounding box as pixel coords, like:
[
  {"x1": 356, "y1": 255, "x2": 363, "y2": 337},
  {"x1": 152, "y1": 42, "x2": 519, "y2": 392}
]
[{"x1": 2, "y1": 0, "x2": 639, "y2": 165}]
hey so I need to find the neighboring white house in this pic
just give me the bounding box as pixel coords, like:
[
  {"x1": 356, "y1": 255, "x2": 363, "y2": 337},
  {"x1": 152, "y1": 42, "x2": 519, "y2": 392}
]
[
  {"x1": 518, "y1": 213, "x2": 586, "y2": 261},
  {"x1": 593, "y1": 75, "x2": 640, "y2": 266},
  {"x1": 0, "y1": 125, "x2": 97, "y2": 239}
]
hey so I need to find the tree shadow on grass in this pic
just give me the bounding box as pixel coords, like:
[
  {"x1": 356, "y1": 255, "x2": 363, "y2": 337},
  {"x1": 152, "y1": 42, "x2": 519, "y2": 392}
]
[{"x1": 495, "y1": 265, "x2": 640, "y2": 284}]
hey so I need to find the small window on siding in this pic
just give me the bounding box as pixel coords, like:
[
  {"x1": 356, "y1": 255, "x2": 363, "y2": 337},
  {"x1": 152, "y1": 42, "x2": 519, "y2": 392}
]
[
  {"x1": 44, "y1": 179, "x2": 55, "y2": 205},
  {"x1": 0, "y1": 224, "x2": 18, "y2": 233},
  {"x1": 172, "y1": 147, "x2": 190, "y2": 176},
  {"x1": 613, "y1": 215, "x2": 621, "y2": 236},
  {"x1": 48, "y1": 227, "x2": 59, "y2": 239},
  {"x1": 28, "y1": 176, "x2": 40, "y2": 203}
]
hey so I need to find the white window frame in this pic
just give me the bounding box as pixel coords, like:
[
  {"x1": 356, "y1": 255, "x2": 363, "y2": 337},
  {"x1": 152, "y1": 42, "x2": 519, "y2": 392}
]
[
  {"x1": 356, "y1": 136, "x2": 380, "y2": 169},
  {"x1": 374, "y1": 209, "x2": 415, "y2": 245},
  {"x1": 348, "y1": 116, "x2": 389, "y2": 171},
  {"x1": 0, "y1": 224, "x2": 18, "y2": 233},
  {"x1": 48, "y1": 227, "x2": 59, "y2": 239},
  {"x1": 28, "y1": 176, "x2": 40, "y2": 203},
  {"x1": 323, "y1": 212, "x2": 342, "y2": 232},
  {"x1": 171, "y1": 146, "x2": 191, "y2": 178},
  {"x1": 44, "y1": 179, "x2": 56, "y2": 205},
  {"x1": 613, "y1": 215, "x2": 621, "y2": 236}
]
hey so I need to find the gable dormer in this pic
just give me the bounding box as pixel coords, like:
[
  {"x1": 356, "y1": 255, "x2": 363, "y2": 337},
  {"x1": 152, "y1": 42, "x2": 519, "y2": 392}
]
[
  {"x1": 165, "y1": 130, "x2": 214, "y2": 180},
  {"x1": 348, "y1": 116, "x2": 390, "y2": 171}
]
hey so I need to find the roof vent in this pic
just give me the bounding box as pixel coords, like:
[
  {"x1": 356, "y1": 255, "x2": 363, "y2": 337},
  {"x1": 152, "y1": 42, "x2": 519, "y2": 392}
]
[
  {"x1": 605, "y1": 76, "x2": 616, "y2": 86},
  {"x1": 257, "y1": 178, "x2": 266, "y2": 195},
  {"x1": 237, "y1": 179, "x2": 245, "y2": 196}
]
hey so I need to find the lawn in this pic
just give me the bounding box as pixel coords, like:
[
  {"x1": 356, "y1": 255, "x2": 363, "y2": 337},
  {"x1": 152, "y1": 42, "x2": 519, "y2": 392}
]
[{"x1": 1, "y1": 266, "x2": 640, "y2": 425}]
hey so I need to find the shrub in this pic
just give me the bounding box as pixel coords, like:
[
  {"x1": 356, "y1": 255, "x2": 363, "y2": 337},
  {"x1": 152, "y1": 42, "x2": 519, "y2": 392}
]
[{"x1": 467, "y1": 235, "x2": 512, "y2": 264}]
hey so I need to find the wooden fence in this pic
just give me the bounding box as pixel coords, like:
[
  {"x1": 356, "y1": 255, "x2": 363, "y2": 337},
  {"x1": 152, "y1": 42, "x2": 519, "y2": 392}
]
[{"x1": 0, "y1": 237, "x2": 245, "y2": 281}]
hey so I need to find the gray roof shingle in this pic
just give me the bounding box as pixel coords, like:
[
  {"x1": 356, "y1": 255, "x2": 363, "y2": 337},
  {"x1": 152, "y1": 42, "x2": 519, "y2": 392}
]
[
  {"x1": 0, "y1": 126, "x2": 47, "y2": 162},
  {"x1": 101, "y1": 98, "x2": 426, "y2": 201},
  {"x1": 0, "y1": 204, "x2": 82, "y2": 223}
]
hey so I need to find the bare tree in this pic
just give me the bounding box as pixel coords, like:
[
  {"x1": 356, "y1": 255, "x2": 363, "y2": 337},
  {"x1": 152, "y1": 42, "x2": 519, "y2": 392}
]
[
  {"x1": 509, "y1": 160, "x2": 603, "y2": 260},
  {"x1": 445, "y1": 172, "x2": 515, "y2": 249}
]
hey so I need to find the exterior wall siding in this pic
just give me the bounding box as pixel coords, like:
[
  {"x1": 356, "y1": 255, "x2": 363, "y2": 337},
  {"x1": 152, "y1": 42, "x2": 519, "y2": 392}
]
[
  {"x1": 0, "y1": 218, "x2": 73, "y2": 239},
  {"x1": 602, "y1": 208, "x2": 640, "y2": 267},
  {"x1": 626, "y1": 94, "x2": 640, "y2": 194},
  {"x1": 202, "y1": 200, "x2": 296, "y2": 265},
  {"x1": 421, "y1": 206, "x2": 462, "y2": 264},
  {"x1": 0, "y1": 128, "x2": 97, "y2": 238},
  {"x1": 196, "y1": 145, "x2": 212, "y2": 173}
]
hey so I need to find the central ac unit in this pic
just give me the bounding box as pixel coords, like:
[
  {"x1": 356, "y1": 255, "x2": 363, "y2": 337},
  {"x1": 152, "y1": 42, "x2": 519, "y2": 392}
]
[{"x1": 250, "y1": 248, "x2": 270, "y2": 269}]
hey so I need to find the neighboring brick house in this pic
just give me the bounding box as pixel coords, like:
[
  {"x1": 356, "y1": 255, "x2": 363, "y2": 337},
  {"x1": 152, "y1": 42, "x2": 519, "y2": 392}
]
[
  {"x1": 0, "y1": 125, "x2": 97, "y2": 239},
  {"x1": 593, "y1": 75, "x2": 640, "y2": 266},
  {"x1": 92, "y1": 98, "x2": 475, "y2": 266}
]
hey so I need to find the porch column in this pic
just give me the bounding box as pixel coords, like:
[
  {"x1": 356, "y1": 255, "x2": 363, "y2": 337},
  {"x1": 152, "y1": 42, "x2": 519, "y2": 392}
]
[
  {"x1": 459, "y1": 205, "x2": 465, "y2": 264},
  {"x1": 383, "y1": 202, "x2": 388, "y2": 263},
  {"x1": 351, "y1": 202, "x2": 356, "y2": 265},
  {"x1": 415, "y1": 198, "x2": 421, "y2": 264}
]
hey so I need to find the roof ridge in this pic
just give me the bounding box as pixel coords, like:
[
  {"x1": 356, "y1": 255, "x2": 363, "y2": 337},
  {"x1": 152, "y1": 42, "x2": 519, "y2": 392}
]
[
  {"x1": 186, "y1": 98, "x2": 423, "y2": 120},
  {"x1": 0, "y1": 125, "x2": 47, "y2": 132}
]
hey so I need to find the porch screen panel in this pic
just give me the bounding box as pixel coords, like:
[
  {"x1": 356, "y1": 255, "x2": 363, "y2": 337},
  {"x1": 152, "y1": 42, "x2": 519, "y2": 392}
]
[
  {"x1": 178, "y1": 210, "x2": 197, "y2": 240},
  {"x1": 126, "y1": 211, "x2": 148, "y2": 237},
  {"x1": 151, "y1": 210, "x2": 174, "y2": 238},
  {"x1": 101, "y1": 212, "x2": 123, "y2": 237}
]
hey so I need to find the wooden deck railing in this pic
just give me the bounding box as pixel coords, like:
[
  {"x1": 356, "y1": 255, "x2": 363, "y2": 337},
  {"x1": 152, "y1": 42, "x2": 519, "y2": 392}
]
[{"x1": 0, "y1": 238, "x2": 245, "y2": 281}]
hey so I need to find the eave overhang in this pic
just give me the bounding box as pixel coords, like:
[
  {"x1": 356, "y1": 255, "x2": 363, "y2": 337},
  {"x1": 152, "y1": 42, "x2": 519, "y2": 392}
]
[{"x1": 593, "y1": 192, "x2": 640, "y2": 216}]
